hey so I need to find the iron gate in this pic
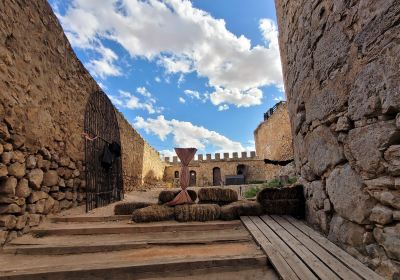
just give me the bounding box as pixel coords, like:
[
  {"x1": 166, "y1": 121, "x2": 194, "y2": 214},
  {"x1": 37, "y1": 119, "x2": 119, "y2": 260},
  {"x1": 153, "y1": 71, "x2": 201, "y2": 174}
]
[{"x1": 84, "y1": 91, "x2": 123, "y2": 211}]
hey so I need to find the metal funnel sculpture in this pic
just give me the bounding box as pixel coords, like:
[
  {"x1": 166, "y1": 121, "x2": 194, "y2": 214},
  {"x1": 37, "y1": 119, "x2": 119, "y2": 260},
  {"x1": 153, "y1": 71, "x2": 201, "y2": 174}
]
[{"x1": 168, "y1": 147, "x2": 197, "y2": 206}]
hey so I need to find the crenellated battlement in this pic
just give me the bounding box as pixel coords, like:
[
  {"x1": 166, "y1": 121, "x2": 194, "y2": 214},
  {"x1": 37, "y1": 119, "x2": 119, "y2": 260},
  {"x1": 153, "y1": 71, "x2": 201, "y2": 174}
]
[{"x1": 164, "y1": 151, "x2": 257, "y2": 164}]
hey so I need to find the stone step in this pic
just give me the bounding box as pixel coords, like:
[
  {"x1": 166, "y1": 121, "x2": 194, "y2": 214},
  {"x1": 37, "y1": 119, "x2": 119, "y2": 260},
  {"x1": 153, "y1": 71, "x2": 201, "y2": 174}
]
[
  {"x1": 31, "y1": 220, "x2": 242, "y2": 236},
  {"x1": 49, "y1": 215, "x2": 131, "y2": 223},
  {"x1": 0, "y1": 243, "x2": 269, "y2": 280},
  {"x1": 4, "y1": 229, "x2": 251, "y2": 255}
]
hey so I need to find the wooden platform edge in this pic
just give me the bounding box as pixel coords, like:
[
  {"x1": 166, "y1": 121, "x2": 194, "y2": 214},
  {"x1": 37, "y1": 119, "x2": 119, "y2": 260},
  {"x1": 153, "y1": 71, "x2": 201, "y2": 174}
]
[
  {"x1": 240, "y1": 216, "x2": 300, "y2": 280},
  {"x1": 283, "y1": 216, "x2": 385, "y2": 280}
]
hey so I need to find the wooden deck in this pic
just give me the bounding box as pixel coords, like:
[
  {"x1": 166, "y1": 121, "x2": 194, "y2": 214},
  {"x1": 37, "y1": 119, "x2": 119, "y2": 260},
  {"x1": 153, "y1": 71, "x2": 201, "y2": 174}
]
[{"x1": 241, "y1": 215, "x2": 385, "y2": 280}]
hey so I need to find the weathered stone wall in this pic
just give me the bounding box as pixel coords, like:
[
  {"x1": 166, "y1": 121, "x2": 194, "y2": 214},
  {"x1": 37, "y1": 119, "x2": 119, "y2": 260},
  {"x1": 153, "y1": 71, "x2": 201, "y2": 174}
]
[
  {"x1": 116, "y1": 113, "x2": 145, "y2": 191},
  {"x1": 254, "y1": 102, "x2": 293, "y2": 161},
  {"x1": 164, "y1": 152, "x2": 279, "y2": 186},
  {"x1": 0, "y1": 0, "x2": 165, "y2": 244},
  {"x1": 117, "y1": 113, "x2": 166, "y2": 190},
  {"x1": 142, "y1": 143, "x2": 166, "y2": 185},
  {"x1": 275, "y1": 0, "x2": 400, "y2": 278},
  {"x1": 0, "y1": 0, "x2": 95, "y2": 244}
]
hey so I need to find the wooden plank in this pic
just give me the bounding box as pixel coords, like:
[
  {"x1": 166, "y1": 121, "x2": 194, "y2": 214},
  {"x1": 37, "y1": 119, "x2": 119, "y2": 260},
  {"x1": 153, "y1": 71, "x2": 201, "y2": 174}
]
[
  {"x1": 249, "y1": 216, "x2": 318, "y2": 280},
  {"x1": 241, "y1": 216, "x2": 299, "y2": 280},
  {"x1": 261, "y1": 215, "x2": 340, "y2": 280},
  {"x1": 284, "y1": 216, "x2": 385, "y2": 280},
  {"x1": 272, "y1": 215, "x2": 362, "y2": 280}
]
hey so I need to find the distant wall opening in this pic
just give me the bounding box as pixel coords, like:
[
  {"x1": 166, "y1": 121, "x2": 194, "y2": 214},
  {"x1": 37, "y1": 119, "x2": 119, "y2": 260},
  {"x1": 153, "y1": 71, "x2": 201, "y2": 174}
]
[
  {"x1": 212, "y1": 167, "x2": 221, "y2": 186},
  {"x1": 189, "y1": 170, "x2": 197, "y2": 186}
]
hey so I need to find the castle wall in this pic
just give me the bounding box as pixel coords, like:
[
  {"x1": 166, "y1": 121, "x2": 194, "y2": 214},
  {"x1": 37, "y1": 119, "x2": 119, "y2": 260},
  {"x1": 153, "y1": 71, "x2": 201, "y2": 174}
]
[
  {"x1": 0, "y1": 0, "x2": 164, "y2": 244},
  {"x1": 142, "y1": 142, "x2": 166, "y2": 185},
  {"x1": 164, "y1": 152, "x2": 280, "y2": 186},
  {"x1": 275, "y1": 0, "x2": 400, "y2": 278},
  {"x1": 116, "y1": 113, "x2": 145, "y2": 191},
  {"x1": 254, "y1": 102, "x2": 293, "y2": 161}
]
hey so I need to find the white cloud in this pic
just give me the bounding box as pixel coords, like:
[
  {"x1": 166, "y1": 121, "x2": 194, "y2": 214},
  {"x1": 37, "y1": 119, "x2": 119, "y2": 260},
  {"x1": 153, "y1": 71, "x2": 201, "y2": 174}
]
[
  {"x1": 218, "y1": 104, "x2": 229, "y2": 111},
  {"x1": 179, "y1": 97, "x2": 186, "y2": 103},
  {"x1": 86, "y1": 46, "x2": 121, "y2": 79},
  {"x1": 133, "y1": 115, "x2": 245, "y2": 152},
  {"x1": 177, "y1": 74, "x2": 185, "y2": 87},
  {"x1": 109, "y1": 89, "x2": 162, "y2": 114},
  {"x1": 55, "y1": 0, "x2": 283, "y2": 106},
  {"x1": 155, "y1": 76, "x2": 161, "y2": 83},
  {"x1": 183, "y1": 89, "x2": 210, "y2": 103},
  {"x1": 210, "y1": 87, "x2": 263, "y2": 107},
  {"x1": 134, "y1": 115, "x2": 172, "y2": 141},
  {"x1": 136, "y1": 87, "x2": 152, "y2": 98},
  {"x1": 159, "y1": 149, "x2": 176, "y2": 158},
  {"x1": 183, "y1": 89, "x2": 201, "y2": 100}
]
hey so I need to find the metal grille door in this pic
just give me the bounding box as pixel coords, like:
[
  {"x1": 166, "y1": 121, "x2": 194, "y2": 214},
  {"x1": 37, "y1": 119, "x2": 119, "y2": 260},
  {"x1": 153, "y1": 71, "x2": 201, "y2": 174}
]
[{"x1": 84, "y1": 91, "x2": 123, "y2": 211}]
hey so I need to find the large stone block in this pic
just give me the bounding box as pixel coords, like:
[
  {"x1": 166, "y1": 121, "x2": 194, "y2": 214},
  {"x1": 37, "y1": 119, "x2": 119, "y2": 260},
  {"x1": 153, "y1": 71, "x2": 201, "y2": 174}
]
[
  {"x1": 28, "y1": 191, "x2": 48, "y2": 204},
  {"x1": 347, "y1": 121, "x2": 400, "y2": 178},
  {"x1": 0, "y1": 163, "x2": 7, "y2": 177},
  {"x1": 326, "y1": 164, "x2": 376, "y2": 224},
  {"x1": 15, "y1": 178, "x2": 31, "y2": 198},
  {"x1": 369, "y1": 205, "x2": 393, "y2": 225},
  {"x1": 304, "y1": 125, "x2": 344, "y2": 176},
  {"x1": 384, "y1": 145, "x2": 400, "y2": 176},
  {"x1": 28, "y1": 168, "x2": 43, "y2": 190},
  {"x1": 372, "y1": 190, "x2": 400, "y2": 210},
  {"x1": 0, "y1": 215, "x2": 17, "y2": 229},
  {"x1": 0, "y1": 176, "x2": 17, "y2": 195},
  {"x1": 7, "y1": 162, "x2": 25, "y2": 178},
  {"x1": 42, "y1": 170, "x2": 58, "y2": 186},
  {"x1": 328, "y1": 214, "x2": 366, "y2": 249},
  {"x1": 0, "y1": 204, "x2": 21, "y2": 214},
  {"x1": 373, "y1": 223, "x2": 400, "y2": 261}
]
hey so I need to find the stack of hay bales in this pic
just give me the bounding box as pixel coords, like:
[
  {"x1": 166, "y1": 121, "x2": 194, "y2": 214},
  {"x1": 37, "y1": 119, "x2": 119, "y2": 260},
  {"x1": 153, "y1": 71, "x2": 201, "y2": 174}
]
[
  {"x1": 174, "y1": 204, "x2": 220, "y2": 222},
  {"x1": 198, "y1": 188, "x2": 238, "y2": 205},
  {"x1": 158, "y1": 189, "x2": 197, "y2": 204},
  {"x1": 257, "y1": 185, "x2": 304, "y2": 218},
  {"x1": 220, "y1": 200, "x2": 263, "y2": 220},
  {"x1": 131, "y1": 205, "x2": 175, "y2": 223},
  {"x1": 114, "y1": 201, "x2": 153, "y2": 215}
]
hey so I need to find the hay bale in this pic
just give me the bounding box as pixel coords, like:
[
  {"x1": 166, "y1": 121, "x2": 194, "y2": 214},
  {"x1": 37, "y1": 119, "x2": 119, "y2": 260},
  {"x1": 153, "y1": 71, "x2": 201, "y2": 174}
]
[
  {"x1": 114, "y1": 201, "x2": 153, "y2": 215},
  {"x1": 174, "y1": 204, "x2": 220, "y2": 222},
  {"x1": 220, "y1": 200, "x2": 263, "y2": 220},
  {"x1": 131, "y1": 205, "x2": 175, "y2": 223},
  {"x1": 158, "y1": 189, "x2": 197, "y2": 204},
  {"x1": 198, "y1": 188, "x2": 238, "y2": 205},
  {"x1": 257, "y1": 185, "x2": 304, "y2": 218}
]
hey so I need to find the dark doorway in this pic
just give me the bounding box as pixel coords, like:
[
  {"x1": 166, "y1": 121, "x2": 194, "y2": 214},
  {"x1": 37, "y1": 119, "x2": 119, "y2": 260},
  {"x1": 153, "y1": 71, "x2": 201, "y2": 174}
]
[
  {"x1": 237, "y1": 164, "x2": 246, "y2": 175},
  {"x1": 84, "y1": 91, "x2": 123, "y2": 212},
  {"x1": 189, "y1": 170, "x2": 196, "y2": 186},
  {"x1": 174, "y1": 171, "x2": 179, "y2": 178},
  {"x1": 213, "y1": 167, "x2": 221, "y2": 186}
]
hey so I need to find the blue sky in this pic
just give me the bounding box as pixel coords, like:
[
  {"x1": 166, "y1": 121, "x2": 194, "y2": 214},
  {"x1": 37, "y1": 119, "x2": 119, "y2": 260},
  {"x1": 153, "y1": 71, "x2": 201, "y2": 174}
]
[{"x1": 49, "y1": 0, "x2": 284, "y2": 158}]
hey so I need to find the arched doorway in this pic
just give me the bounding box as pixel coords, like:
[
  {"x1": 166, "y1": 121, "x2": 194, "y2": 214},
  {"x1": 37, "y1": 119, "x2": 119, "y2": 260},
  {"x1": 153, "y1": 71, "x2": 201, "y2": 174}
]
[
  {"x1": 84, "y1": 91, "x2": 123, "y2": 211},
  {"x1": 189, "y1": 170, "x2": 196, "y2": 186},
  {"x1": 174, "y1": 171, "x2": 179, "y2": 178},
  {"x1": 213, "y1": 167, "x2": 221, "y2": 186}
]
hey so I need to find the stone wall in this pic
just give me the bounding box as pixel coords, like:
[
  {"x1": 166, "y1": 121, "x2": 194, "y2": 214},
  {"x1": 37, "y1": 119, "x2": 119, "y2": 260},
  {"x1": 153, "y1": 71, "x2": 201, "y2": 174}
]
[
  {"x1": 254, "y1": 102, "x2": 293, "y2": 161},
  {"x1": 116, "y1": 113, "x2": 145, "y2": 191},
  {"x1": 142, "y1": 142, "x2": 166, "y2": 185},
  {"x1": 164, "y1": 152, "x2": 279, "y2": 186},
  {"x1": 275, "y1": 0, "x2": 400, "y2": 278},
  {"x1": 0, "y1": 0, "x2": 165, "y2": 244},
  {"x1": 0, "y1": 0, "x2": 95, "y2": 245}
]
